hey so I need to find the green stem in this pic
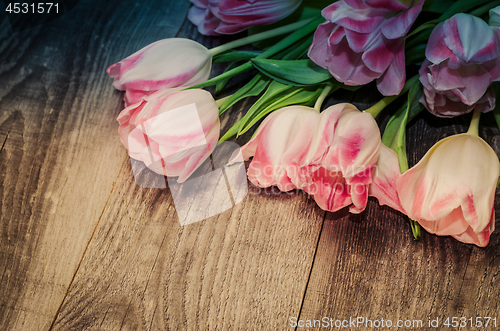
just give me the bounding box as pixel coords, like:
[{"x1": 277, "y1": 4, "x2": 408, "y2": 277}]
[
  {"x1": 209, "y1": 19, "x2": 314, "y2": 57},
  {"x1": 314, "y1": 83, "x2": 334, "y2": 111},
  {"x1": 410, "y1": 220, "x2": 421, "y2": 240},
  {"x1": 190, "y1": 17, "x2": 324, "y2": 90},
  {"x1": 365, "y1": 75, "x2": 419, "y2": 118},
  {"x1": 466, "y1": 109, "x2": 481, "y2": 136},
  {"x1": 405, "y1": 21, "x2": 437, "y2": 40},
  {"x1": 215, "y1": 94, "x2": 232, "y2": 108},
  {"x1": 365, "y1": 95, "x2": 398, "y2": 118}
]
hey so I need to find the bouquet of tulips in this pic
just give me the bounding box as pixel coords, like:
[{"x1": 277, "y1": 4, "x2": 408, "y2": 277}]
[{"x1": 107, "y1": 0, "x2": 500, "y2": 247}]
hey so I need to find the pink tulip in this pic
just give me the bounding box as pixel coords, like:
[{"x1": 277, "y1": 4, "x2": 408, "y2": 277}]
[
  {"x1": 117, "y1": 88, "x2": 220, "y2": 183},
  {"x1": 308, "y1": 0, "x2": 423, "y2": 96},
  {"x1": 240, "y1": 103, "x2": 381, "y2": 213},
  {"x1": 369, "y1": 145, "x2": 404, "y2": 213},
  {"x1": 188, "y1": 0, "x2": 302, "y2": 35},
  {"x1": 397, "y1": 134, "x2": 499, "y2": 247},
  {"x1": 107, "y1": 38, "x2": 212, "y2": 106},
  {"x1": 419, "y1": 14, "x2": 500, "y2": 117}
]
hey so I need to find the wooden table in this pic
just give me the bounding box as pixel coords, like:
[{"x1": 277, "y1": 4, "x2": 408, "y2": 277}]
[{"x1": 1, "y1": 1, "x2": 499, "y2": 330}]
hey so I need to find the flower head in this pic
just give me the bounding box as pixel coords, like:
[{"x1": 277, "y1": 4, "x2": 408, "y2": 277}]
[
  {"x1": 397, "y1": 133, "x2": 499, "y2": 247},
  {"x1": 308, "y1": 0, "x2": 423, "y2": 96},
  {"x1": 419, "y1": 13, "x2": 500, "y2": 117},
  {"x1": 107, "y1": 38, "x2": 211, "y2": 106},
  {"x1": 118, "y1": 88, "x2": 220, "y2": 182},
  {"x1": 188, "y1": 0, "x2": 302, "y2": 35},
  {"x1": 240, "y1": 103, "x2": 381, "y2": 213}
]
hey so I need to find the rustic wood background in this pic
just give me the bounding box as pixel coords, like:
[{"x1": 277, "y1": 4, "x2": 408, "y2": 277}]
[{"x1": 1, "y1": 1, "x2": 499, "y2": 330}]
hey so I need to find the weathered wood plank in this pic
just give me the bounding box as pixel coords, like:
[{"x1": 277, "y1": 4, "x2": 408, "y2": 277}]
[
  {"x1": 51, "y1": 158, "x2": 325, "y2": 330},
  {"x1": 0, "y1": 1, "x2": 190, "y2": 330}
]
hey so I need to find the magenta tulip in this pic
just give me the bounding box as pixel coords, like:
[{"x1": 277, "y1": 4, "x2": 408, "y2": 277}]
[
  {"x1": 107, "y1": 38, "x2": 212, "y2": 106},
  {"x1": 308, "y1": 0, "x2": 423, "y2": 96},
  {"x1": 240, "y1": 103, "x2": 381, "y2": 213},
  {"x1": 419, "y1": 13, "x2": 500, "y2": 117},
  {"x1": 188, "y1": 0, "x2": 302, "y2": 35},
  {"x1": 117, "y1": 88, "x2": 220, "y2": 183}
]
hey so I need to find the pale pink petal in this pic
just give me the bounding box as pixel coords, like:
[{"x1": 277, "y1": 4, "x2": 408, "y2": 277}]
[
  {"x1": 397, "y1": 134, "x2": 499, "y2": 247},
  {"x1": 107, "y1": 38, "x2": 212, "y2": 92},
  {"x1": 369, "y1": 145, "x2": 404, "y2": 212}
]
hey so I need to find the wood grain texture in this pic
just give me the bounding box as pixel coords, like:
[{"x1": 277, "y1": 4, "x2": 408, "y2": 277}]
[
  {"x1": 0, "y1": 1, "x2": 189, "y2": 330},
  {"x1": 51, "y1": 160, "x2": 324, "y2": 330}
]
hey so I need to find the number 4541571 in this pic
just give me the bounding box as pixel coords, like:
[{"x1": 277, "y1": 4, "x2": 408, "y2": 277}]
[{"x1": 5, "y1": 3, "x2": 59, "y2": 14}]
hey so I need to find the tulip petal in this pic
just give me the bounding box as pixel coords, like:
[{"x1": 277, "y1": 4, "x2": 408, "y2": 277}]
[
  {"x1": 443, "y1": 14, "x2": 497, "y2": 66},
  {"x1": 376, "y1": 42, "x2": 405, "y2": 95},
  {"x1": 308, "y1": 22, "x2": 338, "y2": 69},
  {"x1": 118, "y1": 89, "x2": 220, "y2": 182},
  {"x1": 397, "y1": 134, "x2": 499, "y2": 243},
  {"x1": 380, "y1": 0, "x2": 423, "y2": 39},
  {"x1": 326, "y1": 38, "x2": 382, "y2": 85},
  {"x1": 369, "y1": 145, "x2": 404, "y2": 212},
  {"x1": 323, "y1": 1, "x2": 387, "y2": 34},
  {"x1": 425, "y1": 22, "x2": 456, "y2": 65},
  {"x1": 360, "y1": 32, "x2": 400, "y2": 73}
]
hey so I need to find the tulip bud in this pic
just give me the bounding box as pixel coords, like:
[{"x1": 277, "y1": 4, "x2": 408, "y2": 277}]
[
  {"x1": 308, "y1": 0, "x2": 424, "y2": 96},
  {"x1": 397, "y1": 133, "x2": 499, "y2": 247},
  {"x1": 107, "y1": 38, "x2": 212, "y2": 106},
  {"x1": 419, "y1": 14, "x2": 500, "y2": 117},
  {"x1": 117, "y1": 88, "x2": 220, "y2": 182}
]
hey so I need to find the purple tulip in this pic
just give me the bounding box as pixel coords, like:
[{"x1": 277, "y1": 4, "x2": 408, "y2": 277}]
[
  {"x1": 188, "y1": 0, "x2": 302, "y2": 35},
  {"x1": 419, "y1": 13, "x2": 500, "y2": 117},
  {"x1": 308, "y1": 0, "x2": 423, "y2": 96}
]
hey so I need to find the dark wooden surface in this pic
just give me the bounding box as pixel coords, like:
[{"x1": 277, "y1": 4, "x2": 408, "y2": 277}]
[{"x1": 1, "y1": 1, "x2": 500, "y2": 330}]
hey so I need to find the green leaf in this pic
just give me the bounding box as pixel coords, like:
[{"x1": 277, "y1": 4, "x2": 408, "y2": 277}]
[
  {"x1": 405, "y1": 44, "x2": 426, "y2": 65},
  {"x1": 219, "y1": 120, "x2": 244, "y2": 142},
  {"x1": 220, "y1": 85, "x2": 324, "y2": 142},
  {"x1": 438, "y1": 0, "x2": 493, "y2": 20},
  {"x1": 422, "y1": 0, "x2": 456, "y2": 14},
  {"x1": 216, "y1": 62, "x2": 239, "y2": 94},
  {"x1": 282, "y1": 35, "x2": 314, "y2": 60},
  {"x1": 190, "y1": 62, "x2": 253, "y2": 90},
  {"x1": 251, "y1": 58, "x2": 332, "y2": 86},
  {"x1": 237, "y1": 80, "x2": 292, "y2": 133},
  {"x1": 248, "y1": 3, "x2": 326, "y2": 49},
  {"x1": 239, "y1": 87, "x2": 325, "y2": 136},
  {"x1": 191, "y1": 16, "x2": 324, "y2": 90},
  {"x1": 382, "y1": 83, "x2": 424, "y2": 149},
  {"x1": 219, "y1": 74, "x2": 270, "y2": 115},
  {"x1": 213, "y1": 50, "x2": 262, "y2": 63}
]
